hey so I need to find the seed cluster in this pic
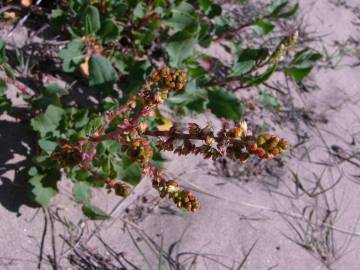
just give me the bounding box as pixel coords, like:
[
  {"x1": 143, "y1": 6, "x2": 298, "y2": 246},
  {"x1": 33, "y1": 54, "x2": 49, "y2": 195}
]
[
  {"x1": 51, "y1": 140, "x2": 82, "y2": 168},
  {"x1": 105, "y1": 179, "x2": 132, "y2": 197},
  {"x1": 152, "y1": 172, "x2": 200, "y2": 212},
  {"x1": 154, "y1": 122, "x2": 288, "y2": 164},
  {"x1": 51, "y1": 67, "x2": 288, "y2": 213}
]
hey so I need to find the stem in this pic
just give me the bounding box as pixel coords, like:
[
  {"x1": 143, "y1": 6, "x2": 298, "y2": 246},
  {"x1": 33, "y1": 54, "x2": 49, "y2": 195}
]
[
  {"x1": 214, "y1": 14, "x2": 273, "y2": 42},
  {"x1": 144, "y1": 130, "x2": 208, "y2": 141}
]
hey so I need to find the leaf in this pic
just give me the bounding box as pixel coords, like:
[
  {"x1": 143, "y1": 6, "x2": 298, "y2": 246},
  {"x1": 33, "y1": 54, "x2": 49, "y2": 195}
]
[
  {"x1": 167, "y1": 80, "x2": 207, "y2": 113},
  {"x1": 38, "y1": 138, "x2": 58, "y2": 154},
  {"x1": 50, "y1": 8, "x2": 66, "y2": 29},
  {"x1": 259, "y1": 92, "x2": 280, "y2": 111},
  {"x1": 166, "y1": 2, "x2": 196, "y2": 32},
  {"x1": 73, "y1": 181, "x2": 91, "y2": 204},
  {"x1": 253, "y1": 19, "x2": 274, "y2": 35},
  {"x1": 232, "y1": 48, "x2": 269, "y2": 76},
  {"x1": 165, "y1": 31, "x2": 197, "y2": 67},
  {"x1": 291, "y1": 48, "x2": 322, "y2": 67},
  {"x1": 133, "y1": 2, "x2": 146, "y2": 18},
  {"x1": 284, "y1": 67, "x2": 312, "y2": 81},
  {"x1": 284, "y1": 48, "x2": 321, "y2": 80},
  {"x1": 59, "y1": 39, "x2": 84, "y2": 72},
  {"x1": 0, "y1": 79, "x2": 11, "y2": 113},
  {"x1": 278, "y1": 3, "x2": 299, "y2": 18},
  {"x1": 100, "y1": 19, "x2": 122, "y2": 43},
  {"x1": 268, "y1": 1, "x2": 289, "y2": 17},
  {"x1": 208, "y1": 4, "x2": 222, "y2": 18},
  {"x1": 82, "y1": 5, "x2": 101, "y2": 34},
  {"x1": 31, "y1": 105, "x2": 65, "y2": 137},
  {"x1": 89, "y1": 54, "x2": 118, "y2": 90},
  {"x1": 28, "y1": 172, "x2": 60, "y2": 207},
  {"x1": 82, "y1": 204, "x2": 110, "y2": 220},
  {"x1": 250, "y1": 64, "x2": 277, "y2": 86},
  {"x1": 0, "y1": 38, "x2": 6, "y2": 65},
  {"x1": 120, "y1": 156, "x2": 142, "y2": 185},
  {"x1": 44, "y1": 84, "x2": 68, "y2": 96},
  {"x1": 82, "y1": 116, "x2": 105, "y2": 137},
  {"x1": 207, "y1": 88, "x2": 245, "y2": 121}
]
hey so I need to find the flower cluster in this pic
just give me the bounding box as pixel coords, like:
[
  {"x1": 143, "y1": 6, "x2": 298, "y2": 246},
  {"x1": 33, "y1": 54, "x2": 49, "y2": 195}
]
[{"x1": 51, "y1": 68, "x2": 288, "y2": 212}]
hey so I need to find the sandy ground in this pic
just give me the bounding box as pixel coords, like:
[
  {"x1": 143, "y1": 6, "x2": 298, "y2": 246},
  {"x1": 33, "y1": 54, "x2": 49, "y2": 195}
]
[{"x1": 0, "y1": 0, "x2": 360, "y2": 269}]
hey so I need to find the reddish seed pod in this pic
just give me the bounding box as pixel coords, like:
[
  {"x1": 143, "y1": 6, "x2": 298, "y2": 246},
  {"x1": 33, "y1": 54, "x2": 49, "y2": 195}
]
[
  {"x1": 256, "y1": 147, "x2": 266, "y2": 158},
  {"x1": 248, "y1": 142, "x2": 258, "y2": 153}
]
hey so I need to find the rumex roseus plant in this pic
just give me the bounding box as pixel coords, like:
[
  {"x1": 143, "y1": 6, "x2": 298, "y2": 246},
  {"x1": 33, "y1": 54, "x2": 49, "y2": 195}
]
[
  {"x1": 50, "y1": 67, "x2": 288, "y2": 214},
  {"x1": 0, "y1": 0, "x2": 319, "y2": 219}
]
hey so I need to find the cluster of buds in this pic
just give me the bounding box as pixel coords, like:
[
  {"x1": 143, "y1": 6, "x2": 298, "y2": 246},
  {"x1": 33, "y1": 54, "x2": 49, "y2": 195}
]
[
  {"x1": 270, "y1": 31, "x2": 299, "y2": 63},
  {"x1": 51, "y1": 140, "x2": 82, "y2": 168},
  {"x1": 251, "y1": 133, "x2": 289, "y2": 160},
  {"x1": 105, "y1": 179, "x2": 132, "y2": 197},
  {"x1": 152, "y1": 173, "x2": 200, "y2": 212}
]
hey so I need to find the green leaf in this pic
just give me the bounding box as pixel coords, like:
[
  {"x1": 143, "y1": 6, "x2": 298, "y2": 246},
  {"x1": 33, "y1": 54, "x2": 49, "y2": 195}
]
[
  {"x1": 0, "y1": 38, "x2": 5, "y2": 65},
  {"x1": 120, "y1": 156, "x2": 142, "y2": 185},
  {"x1": 100, "y1": 19, "x2": 122, "y2": 43},
  {"x1": 82, "y1": 116, "x2": 105, "y2": 137},
  {"x1": 284, "y1": 67, "x2": 312, "y2": 81},
  {"x1": 259, "y1": 92, "x2": 280, "y2": 111},
  {"x1": 291, "y1": 48, "x2": 322, "y2": 67},
  {"x1": 167, "y1": 80, "x2": 207, "y2": 113},
  {"x1": 3, "y1": 63, "x2": 15, "y2": 80},
  {"x1": 59, "y1": 39, "x2": 84, "y2": 73},
  {"x1": 38, "y1": 138, "x2": 58, "y2": 154},
  {"x1": 89, "y1": 54, "x2": 118, "y2": 90},
  {"x1": 253, "y1": 19, "x2": 274, "y2": 35},
  {"x1": 165, "y1": 31, "x2": 197, "y2": 67},
  {"x1": 207, "y1": 88, "x2": 245, "y2": 121},
  {"x1": 82, "y1": 204, "x2": 110, "y2": 220},
  {"x1": 278, "y1": 3, "x2": 299, "y2": 18},
  {"x1": 50, "y1": 8, "x2": 66, "y2": 29},
  {"x1": 0, "y1": 79, "x2": 10, "y2": 113},
  {"x1": 82, "y1": 5, "x2": 101, "y2": 34},
  {"x1": 73, "y1": 181, "x2": 91, "y2": 204},
  {"x1": 250, "y1": 64, "x2": 277, "y2": 86},
  {"x1": 31, "y1": 105, "x2": 65, "y2": 137},
  {"x1": 133, "y1": 2, "x2": 146, "y2": 18},
  {"x1": 44, "y1": 84, "x2": 68, "y2": 96},
  {"x1": 232, "y1": 48, "x2": 269, "y2": 76},
  {"x1": 284, "y1": 48, "x2": 321, "y2": 80},
  {"x1": 208, "y1": 4, "x2": 222, "y2": 18},
  {"x1": 166, "y1": 2, "x2": 196, "y2": 31},
  {"x1": 268, "y1": 1, "x2": 289, "y2": 17},
  {"x1": 28, "y1": 172, "x2": 60, "y2": 207}
]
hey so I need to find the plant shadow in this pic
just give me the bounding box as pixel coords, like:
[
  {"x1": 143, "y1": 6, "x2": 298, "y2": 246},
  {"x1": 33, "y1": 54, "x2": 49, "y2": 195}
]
[{"x1": 0, "y1": 118, "x2": 38, "y2": 215}]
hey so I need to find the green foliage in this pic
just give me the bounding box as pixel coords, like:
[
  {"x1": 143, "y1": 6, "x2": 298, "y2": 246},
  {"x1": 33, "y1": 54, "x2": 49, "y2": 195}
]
[
  {"x1": 89, "y1": 54, "x2": 118, "y2": 90},
  {"x1": 284, "y1": 48, "x2": 322, "y2": 80},
  {"x1": 59, "y1": 39, "x2": 84, "y2": 72},
  {"x1": 259, "y1": 92, "x2": 280, "y2": 111},
  {"x1": 207, "y1": 88, "x2": 245, "y2": 121}
]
